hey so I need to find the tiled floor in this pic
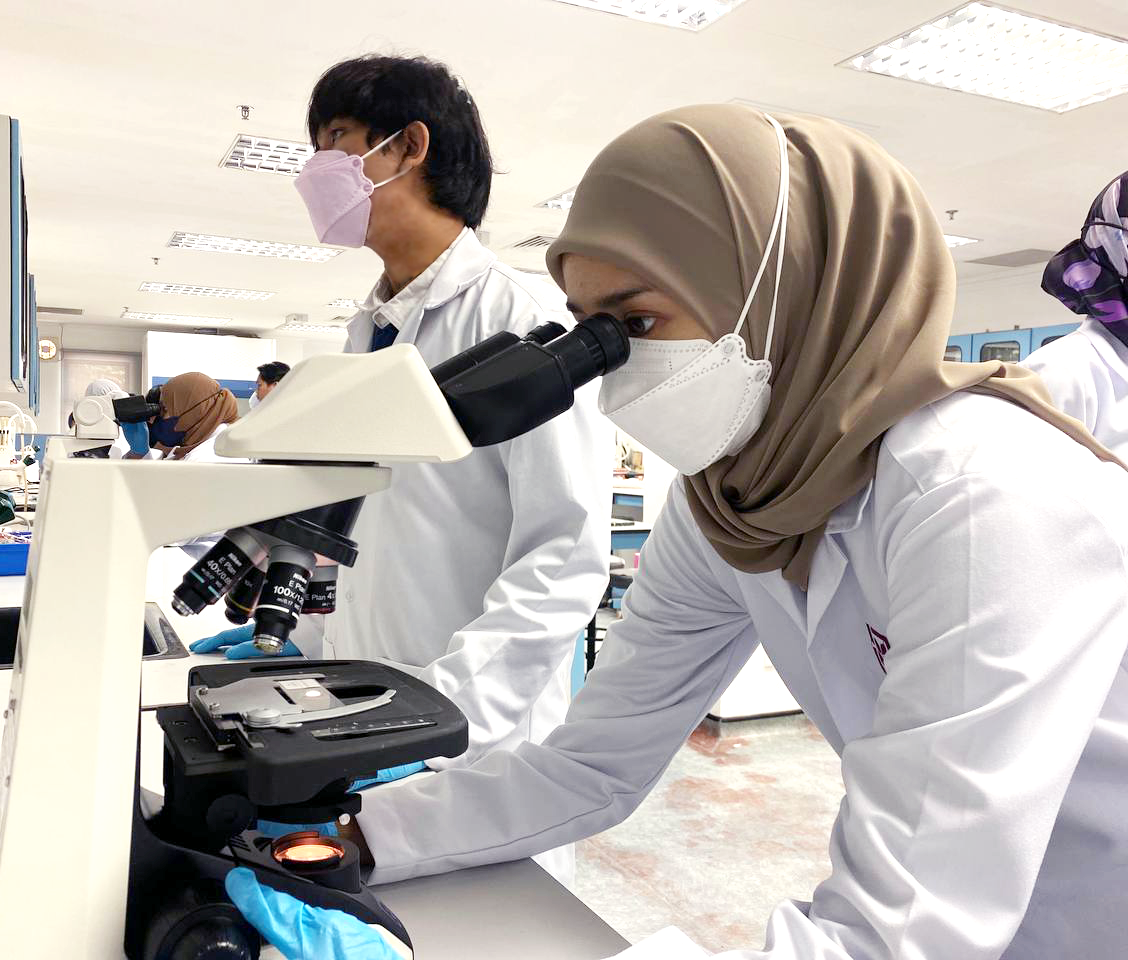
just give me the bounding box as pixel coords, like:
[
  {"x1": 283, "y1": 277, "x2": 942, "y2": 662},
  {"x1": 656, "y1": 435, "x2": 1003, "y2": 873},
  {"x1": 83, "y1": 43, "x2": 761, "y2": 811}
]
[{"x1": 572, "y1": 713, "x2": 843, "y2": 954}]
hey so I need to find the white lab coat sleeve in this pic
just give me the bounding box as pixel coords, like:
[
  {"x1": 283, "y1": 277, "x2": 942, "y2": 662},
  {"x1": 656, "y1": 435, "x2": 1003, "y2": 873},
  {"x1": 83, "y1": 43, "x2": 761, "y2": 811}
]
[
  {"x1": 357, "y1": 485, "x2": 756, "y2": 883},
  {"x1": 722, "y1": 466, "x2": 1128, "y2": 960},
  {"x1": 288, "y1": 613, "x2": 325, "y2": 659},
  {"x1": 418, "y1": 381, "x2": 611, "y2": 771}
]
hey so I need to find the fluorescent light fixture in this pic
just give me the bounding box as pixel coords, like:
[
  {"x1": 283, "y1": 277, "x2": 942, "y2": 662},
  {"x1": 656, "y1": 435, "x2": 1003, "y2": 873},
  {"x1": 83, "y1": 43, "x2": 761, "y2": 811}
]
[
  {"x1": 538, "y1": 188, "x2": 576, "y2": 211},
  {"x1": 121, "y1": 310, "x2": 233, "y2": 325},
  {"x1": 138, "y1": 282, "x2": 274, "y2": 301},
  {"x1": 944, "y1": 233, "x2": 980, "y2": 247},
  {"x1": 327, "y1": 298, "x2": 364, "y2": 309},
  {"x1": 548, "y1": 0, "x2": 747, "y2": 31},
  {"x1": 278, "y1": 320, "x2": 349, "y2": 334},
  {"x1": 842, "y1": 2, "x2": 1128, "y2": 113},
  {"x1": 219, "y1": 134, "x2": 314, "y2": 176},
  {"x1": 167, "y1": 232, "x2": 340, "y2": 263}
]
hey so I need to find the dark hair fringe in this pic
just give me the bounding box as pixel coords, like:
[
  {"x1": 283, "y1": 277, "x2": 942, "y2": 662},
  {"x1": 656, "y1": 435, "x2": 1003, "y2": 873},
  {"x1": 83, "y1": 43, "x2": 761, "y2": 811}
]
[
  {"x1": 257, "y1": 361, "x2": 291, "y2": 384},
  {"x1": 307, "y1": 55, "x2": 494, "y2": 229}
]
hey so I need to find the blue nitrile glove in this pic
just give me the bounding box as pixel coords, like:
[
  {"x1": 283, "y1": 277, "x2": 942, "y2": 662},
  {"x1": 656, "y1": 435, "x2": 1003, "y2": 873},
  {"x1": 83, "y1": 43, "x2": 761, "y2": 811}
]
[
  {"x1": 121, "y1": 420, "x2": 150, "y2": 455},
  {"x1": 225, "y1": 867, "x2": 399, "y2": 960},
  {"x1": 190, "y1": 624, "x2": 301, "y2": 659},
  {"x1": 351, "y1": 761, "x2": 427, "y2": 790}
]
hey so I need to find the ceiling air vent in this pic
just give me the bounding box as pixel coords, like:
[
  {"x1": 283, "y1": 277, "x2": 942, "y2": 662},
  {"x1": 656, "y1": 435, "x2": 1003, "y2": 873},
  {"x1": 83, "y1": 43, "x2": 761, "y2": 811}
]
[
  {"x1": 968, "y1": 249, "x2": 1058, "y2": 268},
  {"x1": 510, "y1": 235, "x2": 557, "y2": 250}
]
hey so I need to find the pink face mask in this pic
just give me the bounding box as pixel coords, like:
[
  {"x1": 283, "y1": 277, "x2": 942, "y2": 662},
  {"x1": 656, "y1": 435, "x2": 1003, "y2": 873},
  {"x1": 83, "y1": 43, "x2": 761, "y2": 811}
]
[{"x1": 294, "y1": 129, "x2": 408, "y2": 247}]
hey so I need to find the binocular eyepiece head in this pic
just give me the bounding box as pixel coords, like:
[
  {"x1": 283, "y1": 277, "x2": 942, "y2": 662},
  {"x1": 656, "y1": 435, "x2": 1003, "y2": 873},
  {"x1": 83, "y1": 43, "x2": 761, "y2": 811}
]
[{"x1": 112, "y1": 395, "x2": 160, "y2": 424}]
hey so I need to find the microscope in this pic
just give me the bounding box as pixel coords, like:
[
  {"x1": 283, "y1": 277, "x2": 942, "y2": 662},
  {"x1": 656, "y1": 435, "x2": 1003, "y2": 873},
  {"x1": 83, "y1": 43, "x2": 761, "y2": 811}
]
[{"x1": 0, "y1": 315, "x2": 628, "y2": 959}]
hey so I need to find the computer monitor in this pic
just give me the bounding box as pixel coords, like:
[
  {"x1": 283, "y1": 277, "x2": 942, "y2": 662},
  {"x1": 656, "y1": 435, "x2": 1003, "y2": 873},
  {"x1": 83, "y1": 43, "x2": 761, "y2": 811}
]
[{"x1": 611, "y1": 496, "x2": 643, "y2": 523}]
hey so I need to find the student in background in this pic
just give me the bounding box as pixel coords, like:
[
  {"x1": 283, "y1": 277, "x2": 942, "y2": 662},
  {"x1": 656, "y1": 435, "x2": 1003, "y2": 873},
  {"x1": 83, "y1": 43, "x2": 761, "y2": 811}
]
[
  {"x1": 252, "y1": 361, "x2": 290, "y2": 407},
  {"x1": 1024, "y1": 169, "x2": 1128, "y2": 459}
]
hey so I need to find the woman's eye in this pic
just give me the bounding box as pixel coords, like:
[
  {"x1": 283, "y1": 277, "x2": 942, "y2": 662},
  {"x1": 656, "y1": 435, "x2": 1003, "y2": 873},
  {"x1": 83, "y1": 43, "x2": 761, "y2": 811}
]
[{"x1": 625, "y1": 316, "x2": 657, "y2": 337}]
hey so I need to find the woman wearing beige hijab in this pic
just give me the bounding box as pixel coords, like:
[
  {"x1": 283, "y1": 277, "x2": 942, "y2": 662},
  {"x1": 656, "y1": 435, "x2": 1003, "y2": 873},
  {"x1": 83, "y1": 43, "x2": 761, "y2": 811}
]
[
  {"x1": 151, "y1": 371, "x2": 239, "y2": 461},
  {"x1": 344, "y1": 106, "x2": 1128, "y2": 959},
  {"x1": 151, "y1": 372, "x2": 242, "y2": 560}
]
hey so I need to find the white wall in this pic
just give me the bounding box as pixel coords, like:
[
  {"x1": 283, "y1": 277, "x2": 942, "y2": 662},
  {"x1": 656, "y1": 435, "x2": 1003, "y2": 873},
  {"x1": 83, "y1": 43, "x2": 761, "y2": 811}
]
[
  {"x1": 29, "y1": 325, "x2": 347, "y2": 433},
  {"x1": 951, "y1": 266, "x2": 1065, "y2": 336},
  {"x1": 36, "y1": 321, "x2": 62, "y2": 433},
  {"x1": 144, "y1": 331, "x2": 275, "y2": 388},
  {"x1": 59, "y1": 323, "x2": 145, "y2": 353},
  {"x1": 142, "y1": 331, "x2": 345, "y2": 389},
  {"x1": 273, "y1": 334, "x2": 348, "y2": 366},
  {"x1": 29, "y1": 323, "x2": 145, "y2": 433}
]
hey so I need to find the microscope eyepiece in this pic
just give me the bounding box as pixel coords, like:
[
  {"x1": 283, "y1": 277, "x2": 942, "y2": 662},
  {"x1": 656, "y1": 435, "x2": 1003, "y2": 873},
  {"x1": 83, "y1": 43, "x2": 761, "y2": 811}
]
[
  {"x1": 434, "y1": 313, "x2": 629, "y2": 447},
  {"x1": 111, "y1": 395, "x2": 160, "y2": 424}
]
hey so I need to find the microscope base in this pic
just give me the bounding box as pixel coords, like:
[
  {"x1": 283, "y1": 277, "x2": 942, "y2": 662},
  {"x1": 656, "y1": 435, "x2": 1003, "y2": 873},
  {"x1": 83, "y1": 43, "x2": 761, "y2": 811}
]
[{"x1": 126, "y1": 790, "x2": 412, "y2": 959}]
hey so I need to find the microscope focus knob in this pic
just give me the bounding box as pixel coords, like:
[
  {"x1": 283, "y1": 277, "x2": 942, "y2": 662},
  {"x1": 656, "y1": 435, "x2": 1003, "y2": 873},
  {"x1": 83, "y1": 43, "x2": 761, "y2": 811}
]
[{"x1": 206, "y1": 794, "x2": 256, "y2": 837}]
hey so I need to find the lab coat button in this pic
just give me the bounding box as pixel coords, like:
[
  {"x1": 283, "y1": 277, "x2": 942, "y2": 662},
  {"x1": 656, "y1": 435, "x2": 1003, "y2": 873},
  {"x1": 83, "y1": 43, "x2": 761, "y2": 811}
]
[{"x1": 345, "y1": 590, "x2": 355, "y2": 602}]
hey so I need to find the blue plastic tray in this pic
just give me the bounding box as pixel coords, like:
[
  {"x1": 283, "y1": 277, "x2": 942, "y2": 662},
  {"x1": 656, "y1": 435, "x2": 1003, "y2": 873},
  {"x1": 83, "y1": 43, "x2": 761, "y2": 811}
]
[{"x1": 0, "y1": 542, "x2": 30, "y2": 576}]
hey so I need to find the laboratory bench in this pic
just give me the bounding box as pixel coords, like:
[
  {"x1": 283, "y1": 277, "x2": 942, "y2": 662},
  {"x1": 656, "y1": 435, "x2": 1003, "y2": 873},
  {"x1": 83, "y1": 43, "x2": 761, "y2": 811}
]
[{"x1": 0, "y1": 557, "x2": 631, "y2": 960}]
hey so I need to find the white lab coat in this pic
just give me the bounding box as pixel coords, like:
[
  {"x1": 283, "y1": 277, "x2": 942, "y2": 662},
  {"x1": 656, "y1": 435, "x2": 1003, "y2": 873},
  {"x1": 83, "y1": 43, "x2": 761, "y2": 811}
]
[
  {"x1": 323, "y1": 231, "x2": 611, "y2": 881},
  {"x1": 107, "y1": 433, "x2": 131, "y2": 459},
  {"x1": 174, "y1": 422, "x2": 233, "y2": 463},
  {"x1": 355, "y1": 390, "x2": 1128, "y2": 959},
  {"x1": 1022, "y1": 317, "x2": 1128, "y2": 459}
]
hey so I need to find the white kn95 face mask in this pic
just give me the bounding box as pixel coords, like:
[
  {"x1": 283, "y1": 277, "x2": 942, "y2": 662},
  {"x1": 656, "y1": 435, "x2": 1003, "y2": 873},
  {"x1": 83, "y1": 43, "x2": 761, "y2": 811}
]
[{"x1": 597, "y1": 114, "x2": 790, "y2": 476}]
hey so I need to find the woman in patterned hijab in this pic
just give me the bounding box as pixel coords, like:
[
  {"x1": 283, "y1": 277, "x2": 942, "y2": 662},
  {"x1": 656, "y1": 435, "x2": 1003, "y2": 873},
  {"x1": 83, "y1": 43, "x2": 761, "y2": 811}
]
[{"x1": 1043, "y1": 171, "x2": 1128, "y2": 346}]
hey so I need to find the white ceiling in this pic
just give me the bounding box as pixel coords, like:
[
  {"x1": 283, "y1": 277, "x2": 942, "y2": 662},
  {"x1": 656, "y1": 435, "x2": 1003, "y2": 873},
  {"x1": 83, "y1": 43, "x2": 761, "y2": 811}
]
[{"x1": 3, "y1": 0, "x2": 1127, "y2": 338}]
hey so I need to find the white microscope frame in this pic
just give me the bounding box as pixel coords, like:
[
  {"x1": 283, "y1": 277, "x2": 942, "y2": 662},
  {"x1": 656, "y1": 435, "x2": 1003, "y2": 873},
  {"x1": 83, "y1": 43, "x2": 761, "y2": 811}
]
[{"x1": 0, "y1": 345, "x2": 471, "y2": 959}]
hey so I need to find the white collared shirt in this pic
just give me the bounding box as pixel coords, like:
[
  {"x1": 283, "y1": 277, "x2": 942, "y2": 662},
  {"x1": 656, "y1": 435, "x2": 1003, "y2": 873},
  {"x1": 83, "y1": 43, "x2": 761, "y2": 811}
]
[{"x1": 363, "y1": 230, "x2": 464, "y2": 333}]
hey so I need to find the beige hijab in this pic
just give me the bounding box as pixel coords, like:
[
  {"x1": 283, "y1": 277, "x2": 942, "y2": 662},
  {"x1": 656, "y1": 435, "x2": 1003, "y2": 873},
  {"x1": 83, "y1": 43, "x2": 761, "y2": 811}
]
[
  {"x1": 547, "y1": 104, "x2": 1119, "y2": 588},
  {"x1": 158, "y1": 372, "x2": 238, "y2": 460}
]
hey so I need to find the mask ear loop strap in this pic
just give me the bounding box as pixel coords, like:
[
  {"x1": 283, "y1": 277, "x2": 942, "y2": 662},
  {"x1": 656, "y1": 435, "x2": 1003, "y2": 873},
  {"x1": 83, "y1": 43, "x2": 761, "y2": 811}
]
[
  {"x1": 360, "y1": 128, "x2": 411, "y2": 191},
  {"x1": 360, "y1": 128, "x2": 404, "y2": 161},
  {"x1": 733, "y1": 114, "x2": 789, "y2": 363}
]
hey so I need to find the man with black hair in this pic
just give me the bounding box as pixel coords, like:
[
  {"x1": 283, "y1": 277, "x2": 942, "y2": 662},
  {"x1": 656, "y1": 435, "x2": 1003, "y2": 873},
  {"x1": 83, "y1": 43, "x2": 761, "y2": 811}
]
[
  {"x1": 253, "y1": 361, "x2": 290, "y2": 406},
  {"x1": 290, "y1": 55, "x2": 611, "y2": 884}
]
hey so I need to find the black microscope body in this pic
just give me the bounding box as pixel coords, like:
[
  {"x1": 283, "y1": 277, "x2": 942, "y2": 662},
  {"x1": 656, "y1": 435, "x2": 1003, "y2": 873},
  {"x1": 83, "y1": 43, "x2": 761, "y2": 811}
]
[{"x1": 126, "y1": 659, "x2": 468, "y2": 960}]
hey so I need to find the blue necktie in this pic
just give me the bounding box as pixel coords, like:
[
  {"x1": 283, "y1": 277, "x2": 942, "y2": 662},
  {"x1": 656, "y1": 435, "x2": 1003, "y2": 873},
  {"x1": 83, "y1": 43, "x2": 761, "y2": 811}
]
[{"x1": 370, "y1": 322, "x2": 399, "y2": 352}]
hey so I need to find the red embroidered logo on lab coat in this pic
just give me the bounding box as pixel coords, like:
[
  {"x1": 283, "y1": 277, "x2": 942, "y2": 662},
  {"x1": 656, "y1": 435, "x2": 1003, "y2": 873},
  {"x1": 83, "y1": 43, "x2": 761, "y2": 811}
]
[{"x1": 867, "y1": 624, "x2": 889, "y2": 674}]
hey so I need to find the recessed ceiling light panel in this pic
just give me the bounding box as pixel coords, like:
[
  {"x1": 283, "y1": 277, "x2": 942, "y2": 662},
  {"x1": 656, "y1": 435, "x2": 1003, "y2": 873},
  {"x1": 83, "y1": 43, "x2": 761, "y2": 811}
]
[
  {"x1": 549, "y1": 0, "x2": 747, "y2": 31},
  {"x1": 944, "y1": 234, "x2": 980, "y2": 247},
  {"x1": 138, "y1": 282, "x2": 274, "y2": 301},
  {"x1": 843, "y1": 2, "x2": 1128, "y2": 113},
  {"x1": 219, "y1": 134, "x2": 314, "y2": 176},
  {"x1": 327, "y1": 298, "x2": 364, "y2": 309},
  {"x1": 168, "y1": 232, "x2": 340, "y2": 262},
  {"x1": 278, "y1": 320, "x2": 350, "y2": 334},
  {"x1": 121, "y1": 310, "x2": 233, "y2": 324}
]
